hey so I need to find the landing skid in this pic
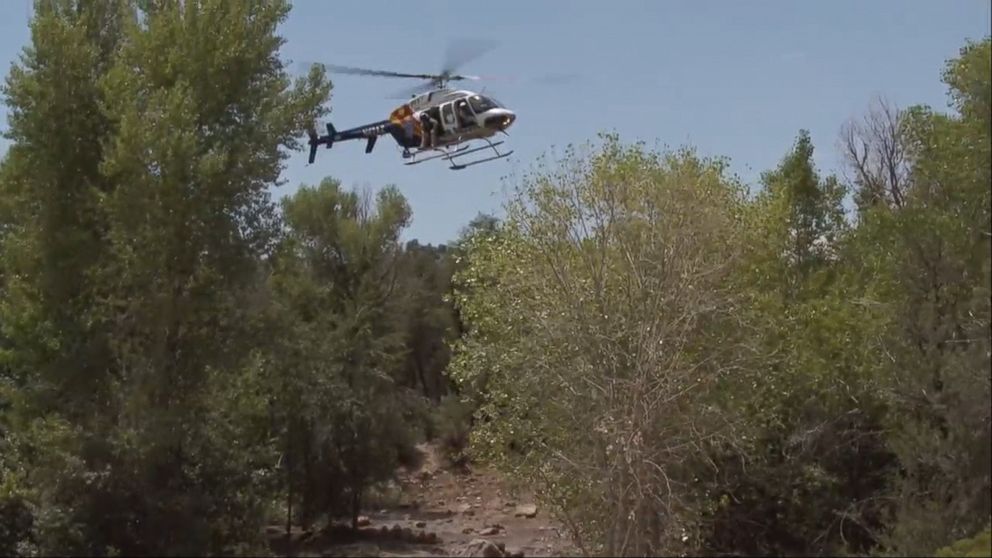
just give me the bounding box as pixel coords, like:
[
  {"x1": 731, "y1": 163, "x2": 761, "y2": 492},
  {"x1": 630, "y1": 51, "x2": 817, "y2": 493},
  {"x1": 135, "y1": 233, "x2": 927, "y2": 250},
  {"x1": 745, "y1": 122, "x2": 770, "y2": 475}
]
[
  {"x1": 403, "y1": 144, "x2": 470, "y2": 165},
  {"x1": 404, "y1": 139, "x2": 512, "y2": 170}
]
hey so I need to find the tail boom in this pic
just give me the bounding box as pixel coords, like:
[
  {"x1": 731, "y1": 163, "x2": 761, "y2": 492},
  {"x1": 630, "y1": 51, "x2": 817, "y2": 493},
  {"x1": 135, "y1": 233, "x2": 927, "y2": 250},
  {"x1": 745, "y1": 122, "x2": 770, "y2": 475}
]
[{"x1": 307, "y1": 120, "x2": 395, "y2": 163}]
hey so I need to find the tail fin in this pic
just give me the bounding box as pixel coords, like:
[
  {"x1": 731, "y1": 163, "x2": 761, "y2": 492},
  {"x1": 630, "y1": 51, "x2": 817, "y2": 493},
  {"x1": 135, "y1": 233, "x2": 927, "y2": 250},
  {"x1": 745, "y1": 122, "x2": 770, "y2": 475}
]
[
  {"x1": 307, "y1": 126, "x2": 319, "y2": 164},
  {"x1": 307, "y1": 122, "x2": 338, "y2": 164}
]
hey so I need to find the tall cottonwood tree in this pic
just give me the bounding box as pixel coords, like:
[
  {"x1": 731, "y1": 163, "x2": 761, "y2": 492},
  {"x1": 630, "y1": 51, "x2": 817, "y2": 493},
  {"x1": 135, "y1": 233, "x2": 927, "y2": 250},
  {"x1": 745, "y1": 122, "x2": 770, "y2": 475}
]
[
  {"x1": 0, "y1": 0, "x2": 125, "y2": 425},
  {"x1": 1, "y1": 0, "x2": 329, "y2": 554},
  {"x1": 0, "y1": 1, "x2": 128, "y2": 552}
]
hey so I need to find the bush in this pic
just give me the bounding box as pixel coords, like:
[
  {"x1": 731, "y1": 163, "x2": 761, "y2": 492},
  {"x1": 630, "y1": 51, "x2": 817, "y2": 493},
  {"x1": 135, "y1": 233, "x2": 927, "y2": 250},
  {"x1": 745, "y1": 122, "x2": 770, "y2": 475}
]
[
  {"x1": 0, "y1": 490, "x2": 33, "y2": 556},
  {"x1": 430, "y1": 395, "x2": 475, "y2": 469},
  {"x1": 935, "y1": 525, "x2": 992, "y2": 558}
]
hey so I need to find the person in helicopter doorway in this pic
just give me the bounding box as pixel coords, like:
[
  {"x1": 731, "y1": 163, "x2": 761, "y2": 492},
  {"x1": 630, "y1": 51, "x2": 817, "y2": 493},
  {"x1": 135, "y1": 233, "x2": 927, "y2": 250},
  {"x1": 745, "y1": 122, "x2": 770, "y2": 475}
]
[
  {"x1": 456, "y1": 99, "x2": 474, "y2": 129},
  {"x1": 420, "y1": 111, "x2": 438, "y2": 149}
]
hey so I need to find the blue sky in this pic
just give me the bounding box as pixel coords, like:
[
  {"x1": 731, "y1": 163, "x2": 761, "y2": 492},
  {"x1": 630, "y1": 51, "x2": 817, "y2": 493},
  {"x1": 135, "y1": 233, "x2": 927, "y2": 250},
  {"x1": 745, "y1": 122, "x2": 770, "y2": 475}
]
[{"x1": 1, "y1": 1, "x2": 989, "y2": 245}]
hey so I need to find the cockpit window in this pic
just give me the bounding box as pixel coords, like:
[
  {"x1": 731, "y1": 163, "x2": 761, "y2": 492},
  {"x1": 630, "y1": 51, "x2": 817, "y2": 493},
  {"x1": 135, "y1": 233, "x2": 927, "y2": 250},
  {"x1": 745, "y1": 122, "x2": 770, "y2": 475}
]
[{"x1": 468, "y1": 95, "x2": 500, "y2": 113}]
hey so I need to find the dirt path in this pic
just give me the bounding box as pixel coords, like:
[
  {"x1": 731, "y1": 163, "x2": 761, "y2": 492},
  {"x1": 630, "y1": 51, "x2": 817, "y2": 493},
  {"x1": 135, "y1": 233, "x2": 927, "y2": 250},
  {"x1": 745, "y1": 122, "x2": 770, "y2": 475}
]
[{"x1": 267, "y1": 444, "x2": 577, "y2": 557}]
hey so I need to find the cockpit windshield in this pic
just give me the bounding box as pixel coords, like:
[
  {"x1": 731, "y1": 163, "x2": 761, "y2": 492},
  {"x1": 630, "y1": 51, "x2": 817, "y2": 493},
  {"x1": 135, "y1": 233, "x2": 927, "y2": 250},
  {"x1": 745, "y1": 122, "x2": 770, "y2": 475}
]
[{"x1": 468, "y1": 95, "x2": 500, "y2": 113}]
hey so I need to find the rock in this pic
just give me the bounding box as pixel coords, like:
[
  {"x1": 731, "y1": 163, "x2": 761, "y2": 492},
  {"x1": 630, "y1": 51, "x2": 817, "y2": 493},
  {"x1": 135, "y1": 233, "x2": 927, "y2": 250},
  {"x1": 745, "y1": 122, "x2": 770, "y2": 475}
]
[
  {"x1": 509, "y1": 551, "x2": 525, "y2": 558},
  {"x1": 356, "y1": 515, "x2": 371, "y2": 527},
  {"x1": 390, "y1": 524, "x2": 403, "y2": 538},
  {"x1": 462, "y1": 527, "x2": 475, "y2": 534},
  {"x1": 513, "y1": 504, "x2": 538, "y2": 518},
  {"x1": 479, "y1": 527, "x2": 500, "y2": 536},
  {"x1": 464, "y1": 509, "x2": 475, "y2": 517},
  {"x1": 415, "y1": 521, "x2": 427, "y2": 528},
  {"x1": 462, "y1": 538, "x2": 505, "y2": 557},
  {"x1": 496, "y1": 542, "x2": 506, "y2": 552},
  {"x1": 456, "y1": 503, "x2": 473, "y2": 514},
  {"x1": 426, "y1": 532, "x2": 440, "y2": 544},
  {"x1": 504, "y1": 501, "x2": 516, "y2": 508},
  {"x1": 437, "y1": 500, "x2": 446, "y2": 506}
]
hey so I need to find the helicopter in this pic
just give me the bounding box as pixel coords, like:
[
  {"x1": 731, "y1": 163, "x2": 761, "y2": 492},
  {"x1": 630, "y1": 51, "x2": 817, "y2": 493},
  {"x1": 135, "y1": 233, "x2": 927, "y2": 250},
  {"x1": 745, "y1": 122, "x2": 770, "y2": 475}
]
[{"x1": 305, "y1": 42, "x2": 517, "y2": 170}]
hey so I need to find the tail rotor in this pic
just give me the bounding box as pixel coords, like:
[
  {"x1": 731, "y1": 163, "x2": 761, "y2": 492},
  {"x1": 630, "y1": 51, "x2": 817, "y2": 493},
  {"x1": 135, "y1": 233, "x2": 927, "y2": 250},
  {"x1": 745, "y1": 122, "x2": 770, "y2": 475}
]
[{"x1": 306, "y1": 122, "x2": 338, "y2": 164}]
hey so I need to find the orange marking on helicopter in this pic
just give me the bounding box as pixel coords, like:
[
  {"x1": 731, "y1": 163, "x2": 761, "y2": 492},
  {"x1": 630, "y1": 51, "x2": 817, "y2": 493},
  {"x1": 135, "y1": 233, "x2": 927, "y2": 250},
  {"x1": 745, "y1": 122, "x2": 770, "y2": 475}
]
[{"x1": 389, "y1": 104, "x2": 414, "y2": 125}]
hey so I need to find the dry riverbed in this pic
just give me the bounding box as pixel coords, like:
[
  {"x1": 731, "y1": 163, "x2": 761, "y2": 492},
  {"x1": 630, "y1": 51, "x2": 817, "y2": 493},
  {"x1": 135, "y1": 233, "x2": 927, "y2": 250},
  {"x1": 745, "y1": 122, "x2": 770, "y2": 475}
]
[{"x1": 266, "y1": 444, "x2": 577, "y2": 557}]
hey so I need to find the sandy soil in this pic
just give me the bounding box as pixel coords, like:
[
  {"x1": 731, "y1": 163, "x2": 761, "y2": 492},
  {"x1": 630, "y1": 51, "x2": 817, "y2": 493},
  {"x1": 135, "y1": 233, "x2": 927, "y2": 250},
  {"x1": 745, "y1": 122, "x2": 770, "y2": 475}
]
[{"x1": 266, "y1": 443, "x2": 578, "y2": 557}]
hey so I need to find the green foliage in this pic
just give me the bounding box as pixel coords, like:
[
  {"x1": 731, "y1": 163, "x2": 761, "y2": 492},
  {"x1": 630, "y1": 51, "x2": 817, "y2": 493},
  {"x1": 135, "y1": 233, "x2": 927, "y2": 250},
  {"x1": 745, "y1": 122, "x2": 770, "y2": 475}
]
[
  {"x1": 0, "y1": 2, "x2": 986, "y2": 555},
  {"x1": 0, "y1": 0, "x2": 329, "y2": 554},
  {"x1": 687, "y1": 129, "x2": 895, "y2": 556},
  {"x1": 936, "y1": 525, "x2": 992, "y2": 558},
  {"x1": 429, "y1": 394, "x2": 476, "y2": 468},
  {"x1": 394, "y1": 240, "x2": 459, "y2": 402},
  {"x1": 266, "y1": 178, "x2": 424, "y2": 529},
  {"x1": 447, "y1": 37, "x2": 989, "y2": 558},
  {"x1": 449, "y1": 134, "x2": 751, "y2": 556},
  {"x1": 866, "y1": 37, "x2": 991, "y2": 556}
]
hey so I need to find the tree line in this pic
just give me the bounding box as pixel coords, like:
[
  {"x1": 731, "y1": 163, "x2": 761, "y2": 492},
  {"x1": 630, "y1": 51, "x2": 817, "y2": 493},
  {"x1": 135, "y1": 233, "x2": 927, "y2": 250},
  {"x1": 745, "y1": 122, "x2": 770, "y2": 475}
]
[
  {"x1": 0, "y1": 2, "x2": 463, "y2": 554},
  {"x1": 448, "y1": 38, "x2": 990, "y2": 557},
  {"x1": 0, "y1": 1, "x2": 989, "y2": 557}
]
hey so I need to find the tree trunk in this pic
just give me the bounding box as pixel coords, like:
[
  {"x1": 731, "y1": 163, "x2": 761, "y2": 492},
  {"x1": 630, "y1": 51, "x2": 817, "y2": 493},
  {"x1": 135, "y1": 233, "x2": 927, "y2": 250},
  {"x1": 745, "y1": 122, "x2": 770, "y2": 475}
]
[
  {"x1": 302, "y1": 422, "x2": 313, "y2": 530},
  {"x1": 414, "y1": 351, "x2": 431, "y2": 400},
  {"x1": 351, "y1": 485, "x2": 361, "y2": 530},
  {"x1": 286, "y1": 423, "x2": 293, "y2": 536}
]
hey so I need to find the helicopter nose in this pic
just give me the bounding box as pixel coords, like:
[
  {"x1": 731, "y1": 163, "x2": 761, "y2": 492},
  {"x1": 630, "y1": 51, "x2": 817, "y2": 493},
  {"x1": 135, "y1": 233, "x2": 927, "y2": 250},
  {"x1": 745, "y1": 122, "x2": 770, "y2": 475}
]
[
  {"x1": 502, "y1": 111, "x2": 516, "y2": 129},
  {"x1": 484, "y1": 109, "x2": 516, "y2": 130}
]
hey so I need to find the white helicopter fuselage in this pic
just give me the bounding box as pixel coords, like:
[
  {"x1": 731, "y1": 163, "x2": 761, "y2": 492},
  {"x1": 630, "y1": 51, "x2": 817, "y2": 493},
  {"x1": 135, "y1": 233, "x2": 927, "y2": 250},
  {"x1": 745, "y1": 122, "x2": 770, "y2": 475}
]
[{"x1": 404, "y1": 88, "x2": 516, "y2": 144}]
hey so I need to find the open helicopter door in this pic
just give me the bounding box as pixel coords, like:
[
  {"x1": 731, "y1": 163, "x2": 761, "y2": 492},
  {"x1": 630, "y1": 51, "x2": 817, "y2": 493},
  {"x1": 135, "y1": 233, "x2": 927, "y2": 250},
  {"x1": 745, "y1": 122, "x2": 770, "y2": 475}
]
[{"x1": 439, "y1": 102, "x2": 458, "y2": 135}]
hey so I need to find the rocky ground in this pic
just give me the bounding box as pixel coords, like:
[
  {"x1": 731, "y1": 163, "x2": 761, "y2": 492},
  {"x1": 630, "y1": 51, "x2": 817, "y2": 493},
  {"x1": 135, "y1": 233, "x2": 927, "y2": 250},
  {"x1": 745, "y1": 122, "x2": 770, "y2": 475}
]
[{"x1": 266, "y1": 444, "x2": 578, "y2": 557}]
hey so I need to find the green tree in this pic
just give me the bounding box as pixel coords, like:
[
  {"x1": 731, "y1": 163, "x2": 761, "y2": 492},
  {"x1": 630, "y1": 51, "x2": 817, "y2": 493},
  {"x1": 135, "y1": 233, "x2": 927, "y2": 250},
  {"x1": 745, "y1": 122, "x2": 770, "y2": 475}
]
[
  {"x1": 863, "y1": 37, "x2": 991, "y2": 555},
  {"x1": 1, "y1": 0, "x2": 329, "y2": 554},
  {"x1": 0, "y1": 2, "x2": 128, "y2": 553},
  {"x1": 395, "y1": 240, "x2": 458, "y2": 403},
  {"x1": 0, "y1": 0, "x2": 124, "y2": 429},
  {"x1": 449, "y1": 135, "x2": 751, "y2": 556},
  {"x1": 267, "y1": 179, "x2": 419, "y2": 530},
  {"x1": 695, "y1": 131, "x2": 894, "y2": 555},
  {"x1": 745, "y1": 129, "x2": 848, "y2": 299}
]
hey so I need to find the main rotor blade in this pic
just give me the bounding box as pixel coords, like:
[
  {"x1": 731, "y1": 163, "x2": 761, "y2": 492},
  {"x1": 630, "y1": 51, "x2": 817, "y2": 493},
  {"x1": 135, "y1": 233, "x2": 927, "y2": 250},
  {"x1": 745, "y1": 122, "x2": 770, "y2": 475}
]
[
  {"x1": 442, "y1": 38, "x2": 500, "y2": 75},
  {"x1": 314, "y1": 62, "x2": 437, "y2": 81}
]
